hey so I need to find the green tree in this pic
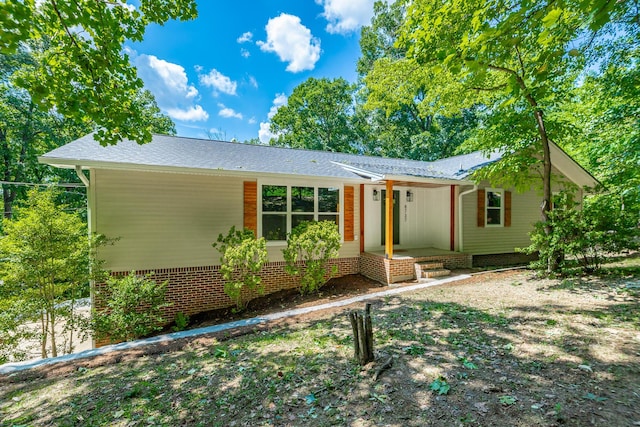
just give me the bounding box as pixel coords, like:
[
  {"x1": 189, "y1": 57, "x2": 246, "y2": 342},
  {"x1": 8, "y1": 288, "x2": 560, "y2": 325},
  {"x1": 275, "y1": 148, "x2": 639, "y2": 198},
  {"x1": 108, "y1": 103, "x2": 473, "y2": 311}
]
[
  {"x1": 564, "y1": 45, "x2": 640, "y2": 214},
  {"x1": 0, "y1": 46, "x2": 176, "y2": 219},
  {"x1": 1, "y1": 0, "x2": 196, "y2": 145},
  {"x1": 0, "y1": 188, "x2": 104, "y2": 359},
  {"x1": 357, "y1": 0, "x2": 479, "y2": 161},
  {"x1": 212, "y1": 226, "x2": 268, "y2": 311},
  {"x1": 397, "y1": 0, "x2": 634, "y2": 270},
  {"x1": 282, "y1": 221, "x2": 342, "y2": 294},
  {"x1": 270, "y1": 77, "x2": 358, "y2": 153}
]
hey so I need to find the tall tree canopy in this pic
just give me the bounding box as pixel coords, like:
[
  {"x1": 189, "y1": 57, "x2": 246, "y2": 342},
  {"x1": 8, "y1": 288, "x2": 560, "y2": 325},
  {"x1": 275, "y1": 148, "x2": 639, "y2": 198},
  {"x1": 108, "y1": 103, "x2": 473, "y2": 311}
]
[
  {"x1": 270, "y1": 77, "x2": 358, "y2": 153},
  {"x1": 0, "y1": 46, "x2": 176, "y2": 218},
  {"x1": 357, "y1": 0, "x2": 480, "y2": 161},
  {"x1": 396, "y1": 0, "x2": 637, "y2": 256},
  {"x1": 1, "y1": 0, "x2": 196, "y2": 145}
]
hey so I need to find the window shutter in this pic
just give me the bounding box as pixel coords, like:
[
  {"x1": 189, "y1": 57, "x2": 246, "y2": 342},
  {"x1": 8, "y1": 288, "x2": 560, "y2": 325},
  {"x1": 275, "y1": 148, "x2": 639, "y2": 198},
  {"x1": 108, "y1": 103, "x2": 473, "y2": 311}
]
[
  {"x1": 243, "y1": 181, "x2": 258, "y2": 235},
  {"x1": 477, "y1": 189, "x2": 485, "y2": 227},
  {"x1": 344, "y1": 186, "x2": 355, "y2": 241},
  {"x1": 504, "y1": 190, "x2": 512, "y2": 227}
]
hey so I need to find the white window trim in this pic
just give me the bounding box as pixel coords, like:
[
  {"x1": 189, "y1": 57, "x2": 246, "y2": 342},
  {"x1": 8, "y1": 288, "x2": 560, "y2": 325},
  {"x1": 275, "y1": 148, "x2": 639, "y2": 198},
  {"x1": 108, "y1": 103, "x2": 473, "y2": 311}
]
[
  {"x1": 485, "y1": 188, "x2": 504, "y2": 228},
  {"x1": 258, "y1": 180, "x2": 344, "y2": 245}
]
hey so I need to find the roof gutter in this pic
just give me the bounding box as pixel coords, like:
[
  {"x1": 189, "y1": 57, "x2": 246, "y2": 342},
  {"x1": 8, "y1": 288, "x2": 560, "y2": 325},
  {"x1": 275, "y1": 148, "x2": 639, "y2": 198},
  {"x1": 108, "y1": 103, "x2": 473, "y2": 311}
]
[
  {"x1": 331, "y1": 161, "x2": 385, "y2": 181},
  {"x1": 458, "y1": 184, "x2": 478, "y2": 252}
]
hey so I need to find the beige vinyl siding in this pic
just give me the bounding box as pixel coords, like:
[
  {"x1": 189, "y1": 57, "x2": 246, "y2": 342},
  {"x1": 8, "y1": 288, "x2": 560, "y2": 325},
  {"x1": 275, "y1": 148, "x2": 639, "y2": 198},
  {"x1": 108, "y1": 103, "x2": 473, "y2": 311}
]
[
  {"x1": 93, "y1": 169, "x2": 242, "y2": 271},
  {"x1": 461, "y1": 186, "x2": 539, "y2": 254}
]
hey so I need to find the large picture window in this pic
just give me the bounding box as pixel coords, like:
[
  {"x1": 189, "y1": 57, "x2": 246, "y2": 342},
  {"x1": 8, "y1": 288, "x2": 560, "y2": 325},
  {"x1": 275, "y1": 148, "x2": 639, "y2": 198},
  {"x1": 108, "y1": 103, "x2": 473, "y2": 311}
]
[
  {"x1": 261, "y1": 184, "x2": 340, "y2": 241},
  {"x1": 485, "y1": 188, "x2": 503, "y2": 227}
]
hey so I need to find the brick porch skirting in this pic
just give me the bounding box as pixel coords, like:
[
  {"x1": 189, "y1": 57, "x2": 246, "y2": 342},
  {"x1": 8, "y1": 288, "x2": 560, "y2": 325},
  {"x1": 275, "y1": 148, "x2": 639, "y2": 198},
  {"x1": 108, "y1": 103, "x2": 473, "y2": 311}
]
[{"x1": 359, "y1": 252, "x2": 472, "y2": 284}]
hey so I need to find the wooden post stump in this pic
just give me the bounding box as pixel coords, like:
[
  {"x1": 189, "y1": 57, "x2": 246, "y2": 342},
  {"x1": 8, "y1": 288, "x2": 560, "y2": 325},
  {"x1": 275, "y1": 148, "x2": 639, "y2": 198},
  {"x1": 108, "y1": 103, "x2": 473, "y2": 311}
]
[{"x1": 348, "y1": 303, "x2": 374, "y2": 365}]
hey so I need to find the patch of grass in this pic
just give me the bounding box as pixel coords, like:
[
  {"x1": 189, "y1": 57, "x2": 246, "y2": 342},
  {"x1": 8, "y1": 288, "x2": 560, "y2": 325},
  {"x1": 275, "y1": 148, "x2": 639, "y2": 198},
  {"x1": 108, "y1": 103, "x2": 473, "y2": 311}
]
[{"x1": 3, "y1": 267, "x2": 640, "y2": 427}]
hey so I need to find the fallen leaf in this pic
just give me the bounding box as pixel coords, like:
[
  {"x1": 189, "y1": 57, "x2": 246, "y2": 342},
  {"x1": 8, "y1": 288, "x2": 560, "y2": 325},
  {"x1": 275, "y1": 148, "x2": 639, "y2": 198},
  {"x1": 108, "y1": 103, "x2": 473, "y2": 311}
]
[{"x1": 474, "y1": 402, "x2": 489, "y2": 413}]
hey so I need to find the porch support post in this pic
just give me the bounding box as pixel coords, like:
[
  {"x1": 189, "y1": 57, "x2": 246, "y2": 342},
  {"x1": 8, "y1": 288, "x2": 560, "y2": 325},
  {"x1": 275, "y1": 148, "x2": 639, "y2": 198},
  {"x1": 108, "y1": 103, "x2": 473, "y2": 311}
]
[
  {"x1": 450, "y1": 185, "x2": 456, "y2": 251},
  {"x1": 385, "y1": 180, "x2": 394, "y2": 259},
  {"x1": 360, "y1": 184, "x2": 365, "y2": 253}
]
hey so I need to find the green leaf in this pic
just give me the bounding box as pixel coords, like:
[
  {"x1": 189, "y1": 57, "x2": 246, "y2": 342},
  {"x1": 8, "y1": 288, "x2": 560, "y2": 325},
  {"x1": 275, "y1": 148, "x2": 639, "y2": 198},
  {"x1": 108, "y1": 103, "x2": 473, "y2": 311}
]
[{"x1": 542, "y1": 8, "x2": 563, "y2": 28}]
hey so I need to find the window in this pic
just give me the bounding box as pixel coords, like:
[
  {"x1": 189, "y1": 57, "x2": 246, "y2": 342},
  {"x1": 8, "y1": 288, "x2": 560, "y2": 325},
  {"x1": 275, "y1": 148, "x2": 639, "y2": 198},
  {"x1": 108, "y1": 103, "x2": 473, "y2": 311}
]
[
  {"x1": 485, "y1": 188, "x2": 503, "y2": 226},
  {"x1": 261, "y1": 184, "x2": 340, "y2": 241}
]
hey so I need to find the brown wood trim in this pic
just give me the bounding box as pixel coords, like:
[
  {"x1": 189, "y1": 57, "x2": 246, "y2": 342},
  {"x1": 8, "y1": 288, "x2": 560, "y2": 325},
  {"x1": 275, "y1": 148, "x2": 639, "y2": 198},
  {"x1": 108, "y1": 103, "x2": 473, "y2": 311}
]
[
  {"x1": 504, "y1": 190, "x2": 512, "y2": 227},
  {"x1": 344, "y1": 186, "x2": 354, "y2": 241},
  {"x1": 359, "y1": 184, "x2": 365, "y2": 253},
  {"x1": 477, "y1": 189, "x2": 485, "y2": 228},
  {"x1": 243, "y1": 181, "x2": 258, "y2": 235},
  {"x1": 450, "y1": 185, "x2": 455, "y2": 251}
]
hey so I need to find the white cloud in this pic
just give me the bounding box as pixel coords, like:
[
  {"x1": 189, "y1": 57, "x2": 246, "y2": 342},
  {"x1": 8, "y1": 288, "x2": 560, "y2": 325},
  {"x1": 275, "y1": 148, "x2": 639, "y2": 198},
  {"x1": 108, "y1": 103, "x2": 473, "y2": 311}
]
[
  {"x1": 218, "y1": 104, "x2": 243, "y2": 120},
  {"x1": 259, "y1": 93, "x2": 287, "y2": 143},
  {"x1": 248, "y1": 117, "x2": 257, "y2": 125},
  {"x1": 240, "y1": 48, "x2": 250, "y2": 58},
  {"x1": 248, "y1": 75, "x2": 258, "y2": 88},
  {"x1": 166, "y1": 105, "x2": 209, "y2": 122},
  {"x1": 132, "y1": 52, "x2": 208, "y2": 122},
  {"x1": 199, "y1": 69, "x2": 238, "y2": 96},
  {"x1": 237, "y1": 31, "x2": 253, "y2": 43},
  {"x1": 257, "y1": 14, "x2": 321, "y2": 73},
  {"x1": 316, "y1": 0, "x2": 380, "y2": 34}
]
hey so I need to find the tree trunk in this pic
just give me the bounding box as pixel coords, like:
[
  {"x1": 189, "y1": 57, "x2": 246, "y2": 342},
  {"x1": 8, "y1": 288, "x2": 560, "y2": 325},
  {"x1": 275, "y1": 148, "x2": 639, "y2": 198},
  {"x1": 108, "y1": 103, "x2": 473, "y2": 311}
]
[
  {"x1": 2, "y1": 184, "x2": 16, "y2": 219},
  {"x1": 532, "y1": 109, "x2": 557, "y2": 272},
  {"x1": 40, "y1": 311, "x2": 47, "y2": 359},
  {"x1": 348, "y1": 303, "x2": 375, "y2": 365}
]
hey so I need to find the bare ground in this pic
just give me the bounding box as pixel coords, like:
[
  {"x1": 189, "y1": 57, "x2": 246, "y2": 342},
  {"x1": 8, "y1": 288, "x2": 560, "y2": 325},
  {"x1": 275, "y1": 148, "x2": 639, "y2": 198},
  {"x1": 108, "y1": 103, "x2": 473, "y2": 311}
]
[{"x1": 1, "y1": 264, "x2": 639, "y2": 427}]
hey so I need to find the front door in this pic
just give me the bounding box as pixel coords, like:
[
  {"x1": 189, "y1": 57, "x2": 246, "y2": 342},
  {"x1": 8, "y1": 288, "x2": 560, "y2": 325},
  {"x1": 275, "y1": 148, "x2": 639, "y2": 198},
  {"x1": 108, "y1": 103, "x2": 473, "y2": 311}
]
[{"x1": 381, "y1": 190, "x2": 400, "y2": 245}]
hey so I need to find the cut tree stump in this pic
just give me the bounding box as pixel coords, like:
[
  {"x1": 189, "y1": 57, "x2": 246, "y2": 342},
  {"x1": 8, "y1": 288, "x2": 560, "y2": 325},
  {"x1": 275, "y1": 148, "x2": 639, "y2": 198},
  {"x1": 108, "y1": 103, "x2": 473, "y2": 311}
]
[{"x1": 348, "y1": 303, "x2": 374, "y2": 365}]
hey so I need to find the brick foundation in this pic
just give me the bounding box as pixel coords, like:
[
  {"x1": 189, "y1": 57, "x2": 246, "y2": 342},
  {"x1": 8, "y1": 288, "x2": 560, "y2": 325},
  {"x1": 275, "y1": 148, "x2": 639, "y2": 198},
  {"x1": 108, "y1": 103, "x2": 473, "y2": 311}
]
[
  {"x1": 97, "y1": 257, "x2": 360, "y2": 335},
  {"x1": 359, "y1": 252, "x2": 472, "y2": 284},
  {"x1": 472, "y1": 252, "x2": 538, "y2": 268}
]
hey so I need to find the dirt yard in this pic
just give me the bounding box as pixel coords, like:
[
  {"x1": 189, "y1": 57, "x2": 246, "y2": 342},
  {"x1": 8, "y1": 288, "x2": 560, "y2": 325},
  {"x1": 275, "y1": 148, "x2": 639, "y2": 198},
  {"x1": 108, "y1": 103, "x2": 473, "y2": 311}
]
[{"x1": 1, "y1": 262, "x2": 639, "y2": 426}]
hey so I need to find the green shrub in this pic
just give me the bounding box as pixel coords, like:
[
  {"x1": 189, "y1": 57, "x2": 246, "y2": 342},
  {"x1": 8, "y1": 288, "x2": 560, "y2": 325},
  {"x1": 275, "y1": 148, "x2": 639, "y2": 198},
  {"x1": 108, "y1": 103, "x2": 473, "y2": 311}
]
[
  {"x1": 172, "y1": 312, "x2": 190, "y2": 332},
  {"x1": 213, "y1": 226, "x2": 268, "y2": 310},
  {"x1": 283, "y1": 220, "x2": 342, "y2": 294},
  {"x1": 92, "y1": 272, "x2": 170, "y2": 343},
  {"x1": 522, "y1": 192, "x2": 639, "y2": 273}
]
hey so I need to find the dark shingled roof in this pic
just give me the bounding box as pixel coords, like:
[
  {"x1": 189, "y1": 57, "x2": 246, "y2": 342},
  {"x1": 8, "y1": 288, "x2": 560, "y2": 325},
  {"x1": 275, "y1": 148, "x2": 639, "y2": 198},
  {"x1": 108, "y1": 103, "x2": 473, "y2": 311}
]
[{"x1": 40, "y1": 133, "x2": 503, "y2": 182}]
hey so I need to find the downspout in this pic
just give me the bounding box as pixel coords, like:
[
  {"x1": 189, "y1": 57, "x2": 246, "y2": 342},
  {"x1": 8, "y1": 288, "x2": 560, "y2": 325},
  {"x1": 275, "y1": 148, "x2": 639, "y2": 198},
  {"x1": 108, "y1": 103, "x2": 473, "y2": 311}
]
[
  {"x1": 458, "y1": 184, "x2": 477, "y2": 252},
  {"x1": 75, "y1": 165, "x2": 90, "y2": 188},
  {"x1": 75, "y1": 165, "x2": 95, "y2": 349}
]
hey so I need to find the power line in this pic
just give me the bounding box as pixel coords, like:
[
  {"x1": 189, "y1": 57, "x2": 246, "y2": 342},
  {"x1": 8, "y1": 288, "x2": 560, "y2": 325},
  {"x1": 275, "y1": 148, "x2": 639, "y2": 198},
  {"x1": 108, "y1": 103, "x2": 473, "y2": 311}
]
[{"x1": 0, "y1": 180, "x2": 85, "y2": 188}]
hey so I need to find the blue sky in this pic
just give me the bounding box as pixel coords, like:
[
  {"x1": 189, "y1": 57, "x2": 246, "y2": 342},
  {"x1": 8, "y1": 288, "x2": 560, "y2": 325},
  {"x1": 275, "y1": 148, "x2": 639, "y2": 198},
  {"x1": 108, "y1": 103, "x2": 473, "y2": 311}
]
[{"x1": 128, "y1": 1, "x2": 381, "y2": 143}]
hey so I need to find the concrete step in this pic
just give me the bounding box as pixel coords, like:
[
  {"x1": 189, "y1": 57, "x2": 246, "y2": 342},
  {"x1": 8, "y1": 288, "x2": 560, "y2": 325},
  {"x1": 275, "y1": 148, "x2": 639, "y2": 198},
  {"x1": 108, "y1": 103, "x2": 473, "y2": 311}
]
[
  {"x1": 421, "y1": 268, "x2": 451, "y2": 279},
  {"x1": 416, "y1": 261, "x2": 444, "y2": 270}
]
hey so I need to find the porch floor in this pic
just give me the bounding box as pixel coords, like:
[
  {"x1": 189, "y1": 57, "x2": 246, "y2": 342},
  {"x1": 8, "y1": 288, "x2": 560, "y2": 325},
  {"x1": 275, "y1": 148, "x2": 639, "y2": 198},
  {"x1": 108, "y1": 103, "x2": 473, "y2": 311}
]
[{"x1": 365, "y1": 247, "x2": 463, "y2": 260}]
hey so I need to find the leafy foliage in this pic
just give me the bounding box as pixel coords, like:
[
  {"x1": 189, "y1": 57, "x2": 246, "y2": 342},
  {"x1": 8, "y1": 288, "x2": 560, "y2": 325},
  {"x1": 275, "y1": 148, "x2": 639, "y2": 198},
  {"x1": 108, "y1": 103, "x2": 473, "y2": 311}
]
[
  {"x1": 0, "y1": 46, "x2": 176, "y2": 220},
  {"x1": 213, "y1": 226, "x2": 268, "y2": 310},
  {"x1": 429, "y1": 376, "x2": 450, "y2": 395},
  {"x1": 270, "y1": 77, "x2": 358, "y2": 153},
  {"x1": 282, "y1": 220, "x2": 341, "y2": 294},
  {"x1": 172, "y1": 312, "x2": 190, "y2": 332},
  {"x1": 358, "y1": 1, "x2": 478, "y2": 161},
  {"x1": 92, "y1": 272, "x2": 169, "y2": 343},
  {"x1": 522, "y1": 192, "x2": 640, "y2": 273},
  {"x1": 0, "y1": 0, "x2": 195, "y2": 145},
  {"x1": 0, "y1": 188, "x2": 104, "y2": 359}
]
